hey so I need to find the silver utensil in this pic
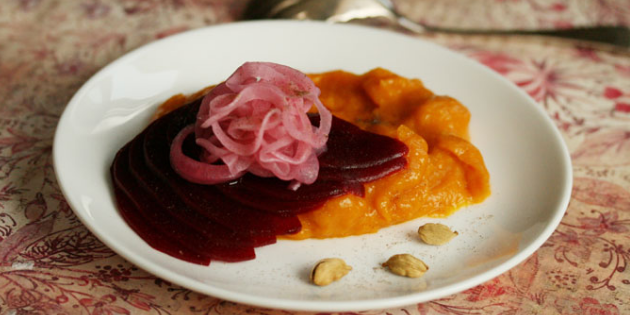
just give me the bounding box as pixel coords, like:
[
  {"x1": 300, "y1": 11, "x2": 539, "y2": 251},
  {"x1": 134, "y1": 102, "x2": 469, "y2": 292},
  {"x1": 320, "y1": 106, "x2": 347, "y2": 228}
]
[{"x1": 243, "y1": 0, "x2": 630, "y2": 48}]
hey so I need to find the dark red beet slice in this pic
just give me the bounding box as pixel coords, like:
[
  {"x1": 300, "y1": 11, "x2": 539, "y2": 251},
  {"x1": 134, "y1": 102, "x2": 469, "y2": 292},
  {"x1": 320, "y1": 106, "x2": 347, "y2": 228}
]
[
  {"x1": 214, "y1": 173, "x2": 367, "y2": 215},
  {"x1": 312, "y1": 115, "x2": 408, "y2": 170},
  {"x1": 318, "y1": 156, "x2": 408, "y2": 183},
  {"x1": 144, "y1": 108, "x2": 301, "y2": 236},
  {"x1": 216, "y1": 183, "x2": 327, "y2": 215},
  {"x1": 165, "y1": 99, "x2": 199, "y2": 143},
  {"x1": 232, "y1": 173, "x2": 364, "y2": 201},
  {"x1": 111, "y1": 149, "x2": 211, "y2": 265},
  {"x1": 128, "y1": 132, "x2": 258, "y2": 248},
  {"x1": 114, "y1": 143, "x2": 256, "y2": 262}
]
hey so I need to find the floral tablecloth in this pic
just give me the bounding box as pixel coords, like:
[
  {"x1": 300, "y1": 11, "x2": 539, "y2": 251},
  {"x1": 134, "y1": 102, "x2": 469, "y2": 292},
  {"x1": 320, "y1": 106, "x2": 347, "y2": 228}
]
[{"x1": 1, "y1": 0, "x2": 629, "y2": 314}]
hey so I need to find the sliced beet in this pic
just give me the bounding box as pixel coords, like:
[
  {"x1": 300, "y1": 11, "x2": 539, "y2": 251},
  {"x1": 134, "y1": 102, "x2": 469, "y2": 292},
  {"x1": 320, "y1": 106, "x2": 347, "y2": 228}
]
[
  {"x1": 318, "y1": 156, "x2": 408, "y2": 183},
  {"x1": 144, "y1": 110, "x2": 302, "y2": 236},
  {"x1": 165, "y1": 99, "x2": 200, "y2": 143},
  {"x1": 114, "y1": 143, "x2": 256, "y2": 262},
  {"x1": 312, "y1": 115, "x2": 408, "y2": 170},
  {"x1": 111, "y1": 149, "x2": 211, "y2": 265},
  {"x1": 128, "y1": 132, "x2": 256, "y2": 248},
  {"x1": 216, "y1": 182, "x2": 327, "y2": 215},
  {"x1": 232, "y1": 173, "x2": 361, "y2": 201}
]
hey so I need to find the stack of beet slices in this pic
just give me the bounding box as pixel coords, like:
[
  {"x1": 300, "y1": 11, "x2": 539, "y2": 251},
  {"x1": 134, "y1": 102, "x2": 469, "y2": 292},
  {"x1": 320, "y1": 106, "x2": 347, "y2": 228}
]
[{"x1": 111, "y1": 98, "x2": 409, "y2": 265}]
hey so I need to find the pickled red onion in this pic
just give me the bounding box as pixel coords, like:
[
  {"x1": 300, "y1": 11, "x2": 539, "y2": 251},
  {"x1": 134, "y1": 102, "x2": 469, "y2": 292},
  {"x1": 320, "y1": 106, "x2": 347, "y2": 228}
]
[{"x1": 170, "y1": 62, "x2": 332, "y2": 185}]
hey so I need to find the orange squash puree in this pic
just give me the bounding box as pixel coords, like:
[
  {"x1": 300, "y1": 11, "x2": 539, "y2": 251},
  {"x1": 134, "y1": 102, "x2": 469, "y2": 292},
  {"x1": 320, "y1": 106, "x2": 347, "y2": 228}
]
[
  {"x1": 151, "y1": 85, "x2": 215, "y2": 121},
  {"x1": 154, "y1": 68, "x2": 490, "y2": 240},
  {"x1": 284, "y1": 68, "x2": 490, "y2": 239}
]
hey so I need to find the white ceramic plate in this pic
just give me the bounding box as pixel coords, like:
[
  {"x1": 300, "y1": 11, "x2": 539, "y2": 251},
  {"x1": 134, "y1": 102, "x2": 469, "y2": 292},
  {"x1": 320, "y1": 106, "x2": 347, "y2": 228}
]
[{"x1": 53, "y1": 21, "x2": 572, "y2": 312}]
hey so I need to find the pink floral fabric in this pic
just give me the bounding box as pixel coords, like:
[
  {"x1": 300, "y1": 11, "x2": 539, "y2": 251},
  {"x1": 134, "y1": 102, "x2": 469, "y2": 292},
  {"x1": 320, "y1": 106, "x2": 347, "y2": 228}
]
[
  {"x1": 396, "y1": 0, "x2": 630, "y2": 29},
  {"x1": 1, "y1": 0, "x2": 629, "y2": 314}
]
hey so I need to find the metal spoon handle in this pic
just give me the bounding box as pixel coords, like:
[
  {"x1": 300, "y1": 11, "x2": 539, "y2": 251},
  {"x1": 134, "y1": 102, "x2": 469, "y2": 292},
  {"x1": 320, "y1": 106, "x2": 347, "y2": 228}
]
[
  {"x1": 388, "y1": 8, "x2": 628, "y2": 47},
  {"x1": 418, "y1": 23, "x2": 630, "y2": 47},
  {"x1": 502, "y1": 26, "x2": 630, "y2": 46}
]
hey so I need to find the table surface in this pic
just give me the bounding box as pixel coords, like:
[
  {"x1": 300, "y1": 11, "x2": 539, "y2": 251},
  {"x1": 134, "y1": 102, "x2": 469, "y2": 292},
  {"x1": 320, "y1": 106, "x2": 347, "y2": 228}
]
[{"x1": 1, "y1": 0, "x2": 630, "y2": 314}]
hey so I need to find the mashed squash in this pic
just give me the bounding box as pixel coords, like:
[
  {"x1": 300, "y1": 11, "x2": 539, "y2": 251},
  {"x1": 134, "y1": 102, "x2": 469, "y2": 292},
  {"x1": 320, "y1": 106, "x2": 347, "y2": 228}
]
[{"x1": 283, "y1": 68, "x2": 490, "y2": 239}]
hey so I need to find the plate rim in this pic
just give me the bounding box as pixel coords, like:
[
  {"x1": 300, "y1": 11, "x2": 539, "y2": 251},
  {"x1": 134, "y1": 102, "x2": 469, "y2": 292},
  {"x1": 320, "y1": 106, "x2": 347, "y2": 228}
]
[{"x1": 53, "y1": 20, "x2": 573, "y2": 312}]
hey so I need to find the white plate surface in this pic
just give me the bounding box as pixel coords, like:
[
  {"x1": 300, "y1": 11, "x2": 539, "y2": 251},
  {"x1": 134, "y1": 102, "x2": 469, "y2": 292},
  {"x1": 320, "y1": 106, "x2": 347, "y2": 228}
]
[{"x1": 53, "y1": 21, "x2": 572, "y2": 312}]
